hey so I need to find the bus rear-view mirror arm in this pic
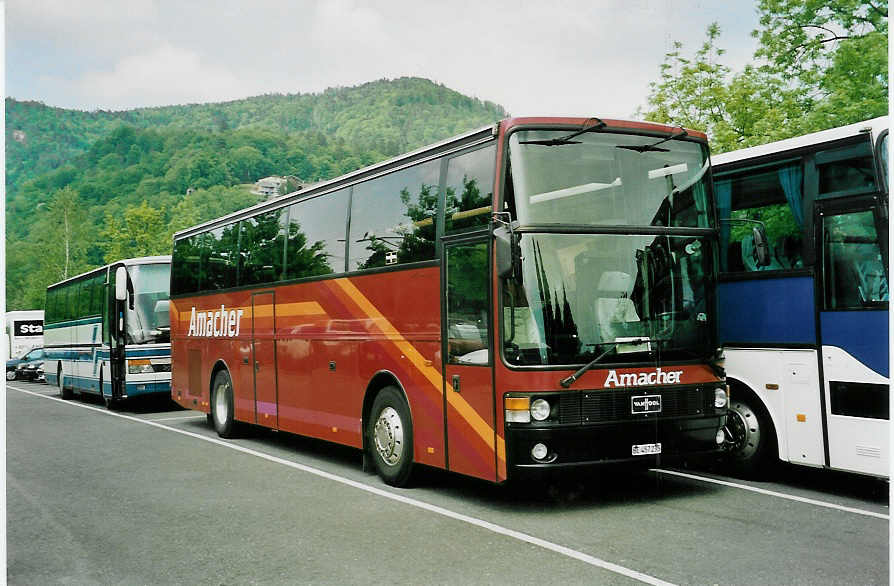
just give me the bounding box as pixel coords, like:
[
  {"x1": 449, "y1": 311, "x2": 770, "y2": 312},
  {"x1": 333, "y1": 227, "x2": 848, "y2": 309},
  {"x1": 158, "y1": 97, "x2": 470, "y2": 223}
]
[
  {"x1": 719, "y1": 218, "x2": 771, "y2": 267},
  {"x1": 493, "y1": 213, "x2": 520, "y2": 280}
]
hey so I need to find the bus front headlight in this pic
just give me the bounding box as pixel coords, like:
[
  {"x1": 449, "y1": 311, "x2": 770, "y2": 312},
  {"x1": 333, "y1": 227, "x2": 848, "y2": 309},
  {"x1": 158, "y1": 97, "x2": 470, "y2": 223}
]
[
  {"x1": 128, "y1": 359, "x2": 154, "y2": 374},
  {"x1": 530, "y1": 398, "x2": 551, "y2": 421},
  {"x1": 714, "y1": 387, "x2": 728, "y2": 409}
]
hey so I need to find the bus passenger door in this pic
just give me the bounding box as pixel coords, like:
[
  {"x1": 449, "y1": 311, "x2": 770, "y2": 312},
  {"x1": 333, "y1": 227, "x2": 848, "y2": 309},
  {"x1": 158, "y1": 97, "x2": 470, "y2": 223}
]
[
  {"x1": 443, "y1": 240, "x2": 497, "y2": 481},
  {"x1": 816, "y1": 201, "x2": 889, "y2": 476},
  {"x1": 252, "y1": 292, "x2": 278, "y2": 428}
]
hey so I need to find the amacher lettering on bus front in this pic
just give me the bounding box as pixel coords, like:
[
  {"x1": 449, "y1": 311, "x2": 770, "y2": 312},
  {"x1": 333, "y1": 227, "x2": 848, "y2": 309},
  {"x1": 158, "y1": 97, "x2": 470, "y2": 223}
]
[
  {"x1": 187, "y1": 306, "x2": 244, "y2": 337},
  {"x1": 604, "y1": 368, "x2": 683, "y2": 388}
]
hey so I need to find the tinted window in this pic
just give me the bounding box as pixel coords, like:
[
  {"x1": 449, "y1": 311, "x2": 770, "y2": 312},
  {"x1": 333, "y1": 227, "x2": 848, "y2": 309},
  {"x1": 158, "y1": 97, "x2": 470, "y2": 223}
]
[
  {"x1": 880, "y1": 134, "x2": 888, "y2": 190},
  {"x1": 445, "y1": 145, "x2": 495, "y2": 233},
  {"x1": 90, "y1": 273, "x2": 106, "y2": 316},
  {"x1": 172, "y1": 236, "x2": 202, "y2": 295},
  {"x1": 45, "y1": 288, "x2": 57, "y2": 324},
  {"x1": 447, "y1": 242, "x2": 490, "y2": 364},
  {"x1": 240, "y1": 208, "x2": 288, "y2": 286},
  {"x1": 66, "y1": 281, "x2": 79, "y2": 321},
  {"x1": 717, "y1": 164, "x2": 804, "y2": 272},
  {"x1": 285, "y1": 189, "x2": 349, "y2": 279},
  {"x1": 53, "y1": 287, "x2": 66, "y2": 323},
  {"x1": 817, "y1": 142, "x2": 876, "y2": 197},
  {"x1": 206, "y1": 223, "x2": 239, "y2": 290},
  {"x1": 349, "y1": 160, "x2": 441, "y2": 271},
  {"x1": 823, "y1": 210, "x2": 887, "y2": 309}
]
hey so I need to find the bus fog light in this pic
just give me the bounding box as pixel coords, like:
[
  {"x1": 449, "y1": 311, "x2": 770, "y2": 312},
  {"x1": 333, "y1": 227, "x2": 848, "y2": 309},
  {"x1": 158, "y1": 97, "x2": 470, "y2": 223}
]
[
  {"x1": 716, "y1": 428, "x2": 725, "y2": 445},
  {"x1": 530, "y1": 398, "x2": 551, "y2": 421},
  {"x1": 531, "y1": 443, "x2": 549, "y2": 461},
  {"x1": 714, "y1": 388, "x2": 728, "y2": 409}
]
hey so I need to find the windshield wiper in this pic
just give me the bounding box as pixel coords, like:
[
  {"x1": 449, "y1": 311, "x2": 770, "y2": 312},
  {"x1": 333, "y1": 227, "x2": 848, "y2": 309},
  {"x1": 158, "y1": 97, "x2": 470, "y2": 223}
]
[
  {"x1": 559, "y1": 337, "x2": 657, "y2": 388},
  {"x1": 519, "y1": 117, "x2": 607, "y2": 146},
  {"x1": 616, "y1": 129, "x2": 688, "y2": 153}
]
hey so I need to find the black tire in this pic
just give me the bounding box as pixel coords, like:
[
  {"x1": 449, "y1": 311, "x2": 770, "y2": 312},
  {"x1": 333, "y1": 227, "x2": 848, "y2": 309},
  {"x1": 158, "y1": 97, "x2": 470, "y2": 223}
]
[
  {"x1": 6, "y1": 369, "x2": 17, "y2": 381},
  {"x1": 367, "y1": 386, "x2": 414, "y2": 487},
  {"x1": 724, "y1": 389, "x2": 776, "y2": 478},
  {"x1": 59, "y1": 366, "x2": 73, "y2": 400},
  {"x1": 211, "y1": 369, "x2": 237, "y2": 438}
]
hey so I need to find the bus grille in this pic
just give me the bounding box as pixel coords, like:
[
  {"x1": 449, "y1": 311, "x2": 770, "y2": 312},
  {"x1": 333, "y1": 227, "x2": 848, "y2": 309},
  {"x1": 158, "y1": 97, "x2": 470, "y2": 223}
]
[{"x1": 559, "y1": 386, "x2": 711, "y2": 424}]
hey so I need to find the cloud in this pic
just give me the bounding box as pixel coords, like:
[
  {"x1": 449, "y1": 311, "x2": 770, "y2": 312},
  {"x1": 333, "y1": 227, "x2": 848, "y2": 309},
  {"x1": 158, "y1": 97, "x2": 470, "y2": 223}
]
[
  {"x1": 7, "y1": 1, "x2": 759, "y2": 115},
  {"x1": 69, "y1": 44, "x2": 243, "y2": 110}
]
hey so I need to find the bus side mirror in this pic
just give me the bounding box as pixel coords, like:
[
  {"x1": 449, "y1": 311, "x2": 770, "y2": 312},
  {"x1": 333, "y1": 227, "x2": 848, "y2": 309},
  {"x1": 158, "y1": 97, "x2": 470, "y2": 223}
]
[
  {"x1": 115, "y1": 267, "x2": 128, "y2": 301},
  {"x1": 494, "y1": 226, "x2": 519, "y2": 280},
  {"x1": 752, "y1": 226, "x2": 771, "y2": 267}
]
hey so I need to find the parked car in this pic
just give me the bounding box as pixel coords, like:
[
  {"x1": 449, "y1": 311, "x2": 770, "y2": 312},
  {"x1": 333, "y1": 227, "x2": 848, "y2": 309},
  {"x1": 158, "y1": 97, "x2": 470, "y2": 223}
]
[
  {"x1": 15, "y1": 358, "x2": 45, "y2": 382},
  {"x1": 6, "y1": 347, "x2": 44, "y2": 381}
]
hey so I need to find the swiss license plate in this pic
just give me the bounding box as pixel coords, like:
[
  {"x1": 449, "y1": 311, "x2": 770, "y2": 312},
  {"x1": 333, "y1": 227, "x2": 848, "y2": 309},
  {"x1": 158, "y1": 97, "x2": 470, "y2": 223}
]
[
  {"x1": 632, "y1": 442, "x2": 662, "y2": 456},
  {"x1": 631, "y1": 394, "x2": 662, "y2": 414}
]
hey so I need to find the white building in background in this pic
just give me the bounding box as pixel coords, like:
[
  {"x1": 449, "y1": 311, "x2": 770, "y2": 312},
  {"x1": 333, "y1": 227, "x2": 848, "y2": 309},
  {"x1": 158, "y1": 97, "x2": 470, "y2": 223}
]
[{"x1": 252, "y1": 176, "x2": 287, "y2": 198}]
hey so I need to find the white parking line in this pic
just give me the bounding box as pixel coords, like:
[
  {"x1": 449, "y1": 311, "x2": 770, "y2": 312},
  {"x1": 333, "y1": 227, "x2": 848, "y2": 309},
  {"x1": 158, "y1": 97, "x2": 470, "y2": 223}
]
[
  {"x1": 652, "y1": 468, "x2": 889, "y2": 520},
  {"x1": 151, "y1": 415, "x2": 208, "y2": 422},
  {"x1": 9, "y1": 385, "x2": 675, "y2": 586}
]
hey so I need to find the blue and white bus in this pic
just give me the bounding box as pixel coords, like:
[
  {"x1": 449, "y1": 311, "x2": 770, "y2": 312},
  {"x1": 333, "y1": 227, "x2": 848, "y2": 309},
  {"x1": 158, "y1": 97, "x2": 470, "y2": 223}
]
[
  {"x1": 713, "y1": 117, "x2": 888, "y2": 477},
  {"x1": 44, "y1": 256, "x2": 172, "y2": 408}
]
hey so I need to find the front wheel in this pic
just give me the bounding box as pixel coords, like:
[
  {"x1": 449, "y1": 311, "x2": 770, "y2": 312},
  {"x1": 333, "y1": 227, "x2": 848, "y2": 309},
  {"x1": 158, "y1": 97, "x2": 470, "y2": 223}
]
[
  {"x1": 724, "y1": 391, "x2": 775, "y2": 477},
  {"x1": 211, "y1": 369, "x2": 237, "y2": 438},
  {"x1": 367, "y1": 386, "x2": 414, "y2": 487},
  {"x1": 6, "y1": 370, "x2": 17, "y2": 381}
]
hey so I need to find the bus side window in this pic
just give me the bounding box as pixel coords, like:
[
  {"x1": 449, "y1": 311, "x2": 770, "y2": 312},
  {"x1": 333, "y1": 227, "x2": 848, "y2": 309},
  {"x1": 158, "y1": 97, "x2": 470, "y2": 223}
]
[
  {"x1": 172, "y1": 235, "x2": 202, "y2": 295},
  {"x1": 444, "y1": 144, "x2": 496, "y2": 233},
  {"x1": 719, "y1": 164, "x2": 804, "y2": 273},
  {"x1": 823, "y1": 210, "x2": 888, "y2": 309},
  {"x1": 239, "y1": 208, "x2": 288, "y2": 286},
  {"x1": 348, "y1": 160, "x2": 441, "y2": 271},
  {"x1": 285, "y1": 189, "x2": 349, "y2": 279}
]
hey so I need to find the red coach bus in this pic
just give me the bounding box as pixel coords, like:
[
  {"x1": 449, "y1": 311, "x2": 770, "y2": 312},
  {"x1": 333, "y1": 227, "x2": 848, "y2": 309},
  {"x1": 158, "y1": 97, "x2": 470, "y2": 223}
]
[{"x1": 170, "y1": 117, "x2": 728, "y2": 486}]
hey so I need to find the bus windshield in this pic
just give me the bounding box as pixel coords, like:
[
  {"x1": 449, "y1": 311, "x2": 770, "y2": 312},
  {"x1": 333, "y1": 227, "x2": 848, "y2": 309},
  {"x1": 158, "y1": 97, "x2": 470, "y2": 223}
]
[
  {"x1": 508, "y1": 130, "x2": 713, "y2": 228},
  {"x1": 126, "y1": 263, "x2": 171, "y2": 344},
  {"x1": 502, "y1": 233, "x2": 714, "y2": 367}
]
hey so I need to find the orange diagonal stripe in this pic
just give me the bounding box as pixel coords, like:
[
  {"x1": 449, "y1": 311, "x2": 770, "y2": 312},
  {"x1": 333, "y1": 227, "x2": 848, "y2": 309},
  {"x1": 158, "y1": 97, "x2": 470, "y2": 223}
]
[{"x1": 332, "y1": 278, "x2": 506, "y2": 465}]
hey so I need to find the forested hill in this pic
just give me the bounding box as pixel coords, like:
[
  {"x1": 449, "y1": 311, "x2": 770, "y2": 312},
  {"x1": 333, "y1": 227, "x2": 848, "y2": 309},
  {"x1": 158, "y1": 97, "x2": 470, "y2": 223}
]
[
  {"x1": 6, "y1": 77, "x2": 506, "y2": 192},
  {"x1": 5, "y1": 77, "x2": 507, "y2": 310}
]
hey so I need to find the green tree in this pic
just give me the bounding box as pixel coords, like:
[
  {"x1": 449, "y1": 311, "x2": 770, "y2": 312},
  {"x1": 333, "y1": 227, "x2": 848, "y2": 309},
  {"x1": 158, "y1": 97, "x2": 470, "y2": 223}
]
[
  {"x1": 641, "y1": 1, "x2": 887, "y2": 153},
  {"x1": 7, "y1": 187, "x2": 91, "y2": 310},
  {"x1": 754, "y1": 0, "x2": 888, "y2": 128},
  {"x1": 100, "y1": 201, "x2": 171, "y2": 262}
]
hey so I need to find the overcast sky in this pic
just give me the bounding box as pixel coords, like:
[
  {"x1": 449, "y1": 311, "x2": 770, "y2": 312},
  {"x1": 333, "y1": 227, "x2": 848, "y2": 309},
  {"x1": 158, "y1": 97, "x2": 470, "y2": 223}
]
[{"x1": 7, "y1": 0, "x2": 761, "y2": 118}]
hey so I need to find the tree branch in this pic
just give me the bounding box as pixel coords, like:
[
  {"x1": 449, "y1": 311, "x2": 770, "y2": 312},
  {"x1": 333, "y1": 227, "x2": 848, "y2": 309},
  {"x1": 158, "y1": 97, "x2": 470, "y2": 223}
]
[{"x1": 867, "y1": 1, "x2": 888, "y2": 18}]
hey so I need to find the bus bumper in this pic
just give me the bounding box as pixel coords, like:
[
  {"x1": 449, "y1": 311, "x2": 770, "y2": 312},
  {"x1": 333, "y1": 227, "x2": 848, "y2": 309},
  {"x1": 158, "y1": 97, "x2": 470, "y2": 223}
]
[{"x1": 506, "y1": 415, "x2": 724, "y2": 474}]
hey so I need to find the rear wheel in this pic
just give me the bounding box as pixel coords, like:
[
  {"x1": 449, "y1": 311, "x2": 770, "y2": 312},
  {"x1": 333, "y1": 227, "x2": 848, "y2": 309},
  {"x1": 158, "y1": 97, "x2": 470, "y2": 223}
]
[
  {"x1": 211, "y1": 369, "x2": 236, "y2": 438},
  {"x1": 58, "y1": 366, "x2": 73, "y2": 400},
  {"x1": 724, "y1": 390, "x2": 775, "y2": 477},
  {"x1": 367, "y1": 386, "x2": 414, "y2": 487}
]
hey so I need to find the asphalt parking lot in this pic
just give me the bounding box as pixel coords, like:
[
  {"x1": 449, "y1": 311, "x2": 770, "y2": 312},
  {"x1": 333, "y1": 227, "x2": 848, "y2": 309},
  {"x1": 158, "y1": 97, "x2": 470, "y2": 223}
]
[{"x1": 7, "y1": 380, "x2": 889, "y2": 585}]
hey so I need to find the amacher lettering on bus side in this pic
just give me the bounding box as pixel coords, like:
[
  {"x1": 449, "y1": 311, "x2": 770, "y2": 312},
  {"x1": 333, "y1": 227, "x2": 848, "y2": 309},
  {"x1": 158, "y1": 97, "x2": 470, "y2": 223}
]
[
  {"x1": 187, "y1": 306, "x2": 244, "y2": 337},
  {"x1": 604, "y1": 368, "x2": 682, "y2": 388}
]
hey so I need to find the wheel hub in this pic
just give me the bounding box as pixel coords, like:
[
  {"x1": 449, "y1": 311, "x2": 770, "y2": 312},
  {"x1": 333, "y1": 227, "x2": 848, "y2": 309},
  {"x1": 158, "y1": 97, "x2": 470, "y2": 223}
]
[
  {"x1": 214, "y1": 382, "x2": 229, "y2": 424},
  {"x1": 725, "y1": 403, "x2": 760, "y2": 460},
  {"x1": 373, "y1": 407, "x2": 403, "y2": 466}
]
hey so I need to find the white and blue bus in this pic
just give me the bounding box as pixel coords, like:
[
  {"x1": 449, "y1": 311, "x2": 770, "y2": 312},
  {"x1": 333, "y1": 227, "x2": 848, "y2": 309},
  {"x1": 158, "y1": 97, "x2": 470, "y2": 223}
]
[
  {"x1": 44, "y1": 256, "x2": 172, "y2": 408},
  {"x1": 714, "y1": 117, "x2": 888, "y2": 477}
]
